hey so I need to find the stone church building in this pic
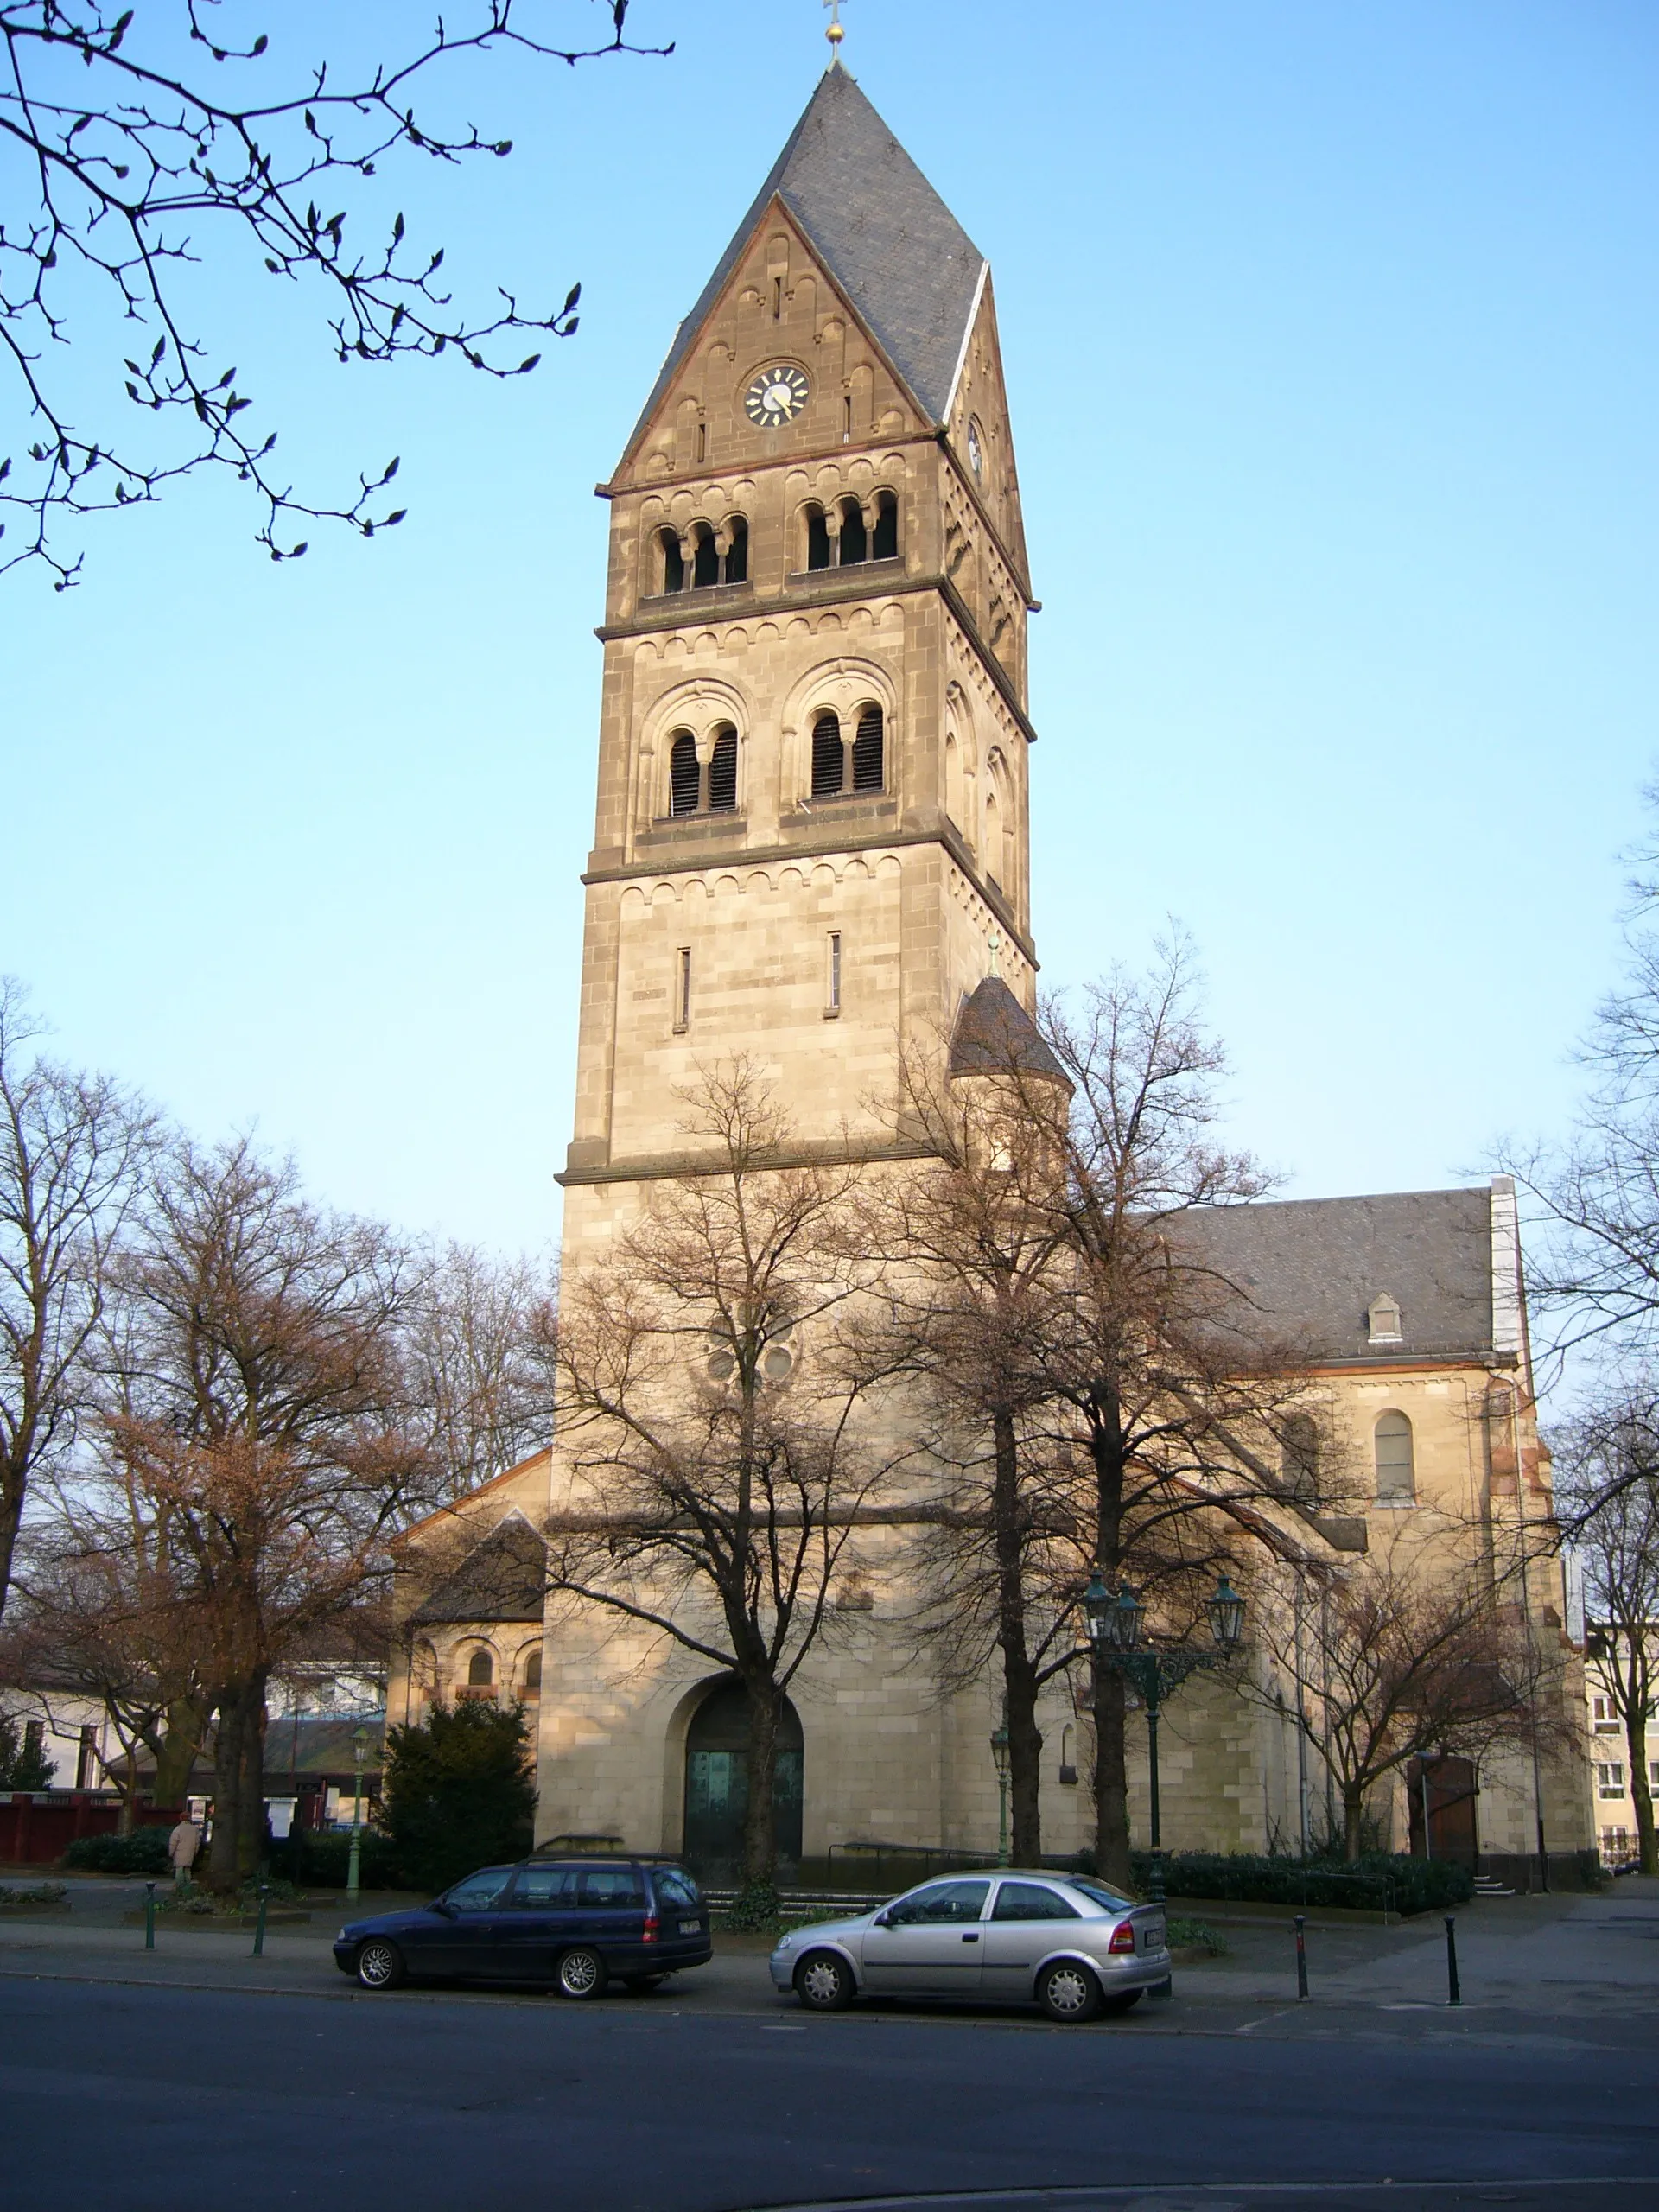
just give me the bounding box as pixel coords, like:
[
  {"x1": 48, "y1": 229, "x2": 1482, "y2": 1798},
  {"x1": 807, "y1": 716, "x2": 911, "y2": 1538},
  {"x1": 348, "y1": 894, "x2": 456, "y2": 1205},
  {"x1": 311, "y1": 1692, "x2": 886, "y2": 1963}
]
[{"x1": 390, "y1": 66, "x2": 1592, "y2": 1882}]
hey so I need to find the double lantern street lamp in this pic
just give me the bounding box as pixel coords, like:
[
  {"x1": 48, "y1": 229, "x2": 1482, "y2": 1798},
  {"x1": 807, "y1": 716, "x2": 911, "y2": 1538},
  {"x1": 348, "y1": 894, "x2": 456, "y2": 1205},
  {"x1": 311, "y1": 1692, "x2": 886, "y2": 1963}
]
[
  {"x1": 988, "y1": 1720, "x2": 1012, "y2": 1867},
  {"x1": 1083, "y1": 1569, "x2": 1246, "y2": 1904},
  {"x1": 346, "y1": 1724, "x2": 372, "y2": 1902}
]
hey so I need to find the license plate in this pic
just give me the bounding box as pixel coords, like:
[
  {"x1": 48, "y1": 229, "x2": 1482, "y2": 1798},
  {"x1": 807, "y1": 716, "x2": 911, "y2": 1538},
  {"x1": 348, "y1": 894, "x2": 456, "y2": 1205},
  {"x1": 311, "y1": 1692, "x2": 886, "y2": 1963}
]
[
  {"x1": 1143, "y1": 1923, "x2": 1164, "y2": 1948},
  {"x1": 679, "y1": 1917, "x2": 702, "y2": 1935}
]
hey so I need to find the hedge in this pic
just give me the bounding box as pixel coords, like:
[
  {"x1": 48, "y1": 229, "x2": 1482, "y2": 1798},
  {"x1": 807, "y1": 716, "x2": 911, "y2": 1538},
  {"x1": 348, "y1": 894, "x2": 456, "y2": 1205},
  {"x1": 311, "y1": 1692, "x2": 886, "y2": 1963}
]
[
  {"x1": 1136, "y1": 1850, "x2": 1474, "y2": 1915},
  {"x1": 266, "y1": 1827, "x2": 407, "y2": 1891}
]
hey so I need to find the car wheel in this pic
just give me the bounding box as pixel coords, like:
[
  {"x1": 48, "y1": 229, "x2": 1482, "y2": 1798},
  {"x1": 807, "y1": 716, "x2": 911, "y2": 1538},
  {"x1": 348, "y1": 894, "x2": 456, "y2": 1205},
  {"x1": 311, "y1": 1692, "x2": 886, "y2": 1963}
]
[
  {"x1": 556, "y1": 1946, "x2": 607, "y2": 2000},
  {"x1": 795, "y1": 1951, "x2": 855, "y2": 2012},
  {"x1": 355, "y1": 1939, "x2": 405, "y2": 1991},
  {"x1": 1098, "y1": 1988, "x2": 1143, "y2": 2016},
  {"x1": 1037, "y1": 1959, "x2": 1103, "y2": 2024},
  {"x1": 622, "y1": 1974, "x2": 668, "y2": 1994}
]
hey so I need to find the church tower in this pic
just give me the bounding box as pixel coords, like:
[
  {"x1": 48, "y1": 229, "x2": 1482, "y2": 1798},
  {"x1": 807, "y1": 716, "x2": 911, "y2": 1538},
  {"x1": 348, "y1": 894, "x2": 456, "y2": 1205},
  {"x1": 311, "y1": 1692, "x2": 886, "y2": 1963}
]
[{"x1": 558, "y1": 64, "x2": 1038, "y2": 1268}]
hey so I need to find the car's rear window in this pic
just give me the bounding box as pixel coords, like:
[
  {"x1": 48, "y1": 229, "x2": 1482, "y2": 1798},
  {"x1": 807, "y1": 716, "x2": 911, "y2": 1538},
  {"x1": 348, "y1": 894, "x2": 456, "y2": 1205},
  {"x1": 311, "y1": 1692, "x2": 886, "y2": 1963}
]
[
  {"x1": 1068, "y1": 1878, "x2": 1135, "y2": 1914},
  {"x1": 580, "y1": 1867, "x2": 645, "y2": 1909},
  {"x1": 650, "y1": 1866, "x2": 702, "y2": 1910}
]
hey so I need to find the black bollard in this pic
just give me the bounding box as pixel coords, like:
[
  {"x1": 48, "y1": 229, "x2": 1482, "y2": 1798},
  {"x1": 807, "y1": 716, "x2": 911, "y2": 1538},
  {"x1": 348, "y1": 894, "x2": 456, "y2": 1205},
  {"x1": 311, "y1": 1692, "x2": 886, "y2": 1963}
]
[
  {"x1": 1445, "y1": 1913, "x2": 1461, "y2": 2006},
  {"x1": 1294, "y1": 1912, "x2": 1309, "y2": 2000},
  {"x1": 252, "y1": 1882, "x2": 270, "y2": 1958},
  {"x1": 143, "y1": 1879, "x2": 156, "y2": 1950}
]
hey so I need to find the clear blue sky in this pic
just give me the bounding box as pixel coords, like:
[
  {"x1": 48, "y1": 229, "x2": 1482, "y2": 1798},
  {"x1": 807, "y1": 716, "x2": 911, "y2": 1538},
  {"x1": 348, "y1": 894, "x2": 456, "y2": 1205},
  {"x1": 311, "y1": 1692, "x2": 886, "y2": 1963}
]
[{"x1": 3, "y1": 0, "x2": 1655, "y2": 1263}]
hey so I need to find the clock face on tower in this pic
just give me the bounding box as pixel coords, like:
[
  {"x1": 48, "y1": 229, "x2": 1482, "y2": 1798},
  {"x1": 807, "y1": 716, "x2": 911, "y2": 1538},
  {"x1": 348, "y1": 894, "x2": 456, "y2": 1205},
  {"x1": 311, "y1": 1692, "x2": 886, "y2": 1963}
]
[{"x1": 744, "y1": 364, "x2": 810, "y2": 429}]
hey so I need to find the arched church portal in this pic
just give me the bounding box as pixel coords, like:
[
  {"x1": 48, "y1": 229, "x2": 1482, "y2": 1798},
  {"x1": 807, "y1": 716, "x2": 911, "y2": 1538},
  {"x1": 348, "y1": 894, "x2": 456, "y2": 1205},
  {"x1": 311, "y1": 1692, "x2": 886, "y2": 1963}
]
[{"x1": 682, "y1": 1679, "x2": 803, "y2": 1885}]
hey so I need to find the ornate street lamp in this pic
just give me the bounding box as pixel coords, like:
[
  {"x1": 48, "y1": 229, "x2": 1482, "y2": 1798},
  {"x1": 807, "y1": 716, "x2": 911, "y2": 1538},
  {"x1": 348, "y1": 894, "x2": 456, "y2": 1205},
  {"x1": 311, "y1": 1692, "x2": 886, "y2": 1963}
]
[
  {"x1": 1082, "y1": 1569, "x2": 1247, "y2": 1904},
  {"x1": 346, "y1": 1723, "x2": 372, "y2": 1902},
  {"x1": 989, "y1": 1720, "x2": 1011, "y2": 1867}
]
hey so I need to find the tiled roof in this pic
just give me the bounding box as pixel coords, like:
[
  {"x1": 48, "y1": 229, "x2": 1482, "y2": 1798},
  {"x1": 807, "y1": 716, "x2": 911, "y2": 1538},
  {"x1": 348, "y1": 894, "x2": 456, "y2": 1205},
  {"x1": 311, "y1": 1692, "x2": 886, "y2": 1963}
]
[
  {"x1": 1171, "y1": 1187, "x2": 1497, "y2": 1363},
  {"x1": 624, "y1": 65, "x2": 985, "y2": 455},
  {"x1": 409, "y1": 1514, "x2": 548, "y2": 1625},
  {"x1": 948, "y1": 976, "x2": 1070, "y2": 1087}
]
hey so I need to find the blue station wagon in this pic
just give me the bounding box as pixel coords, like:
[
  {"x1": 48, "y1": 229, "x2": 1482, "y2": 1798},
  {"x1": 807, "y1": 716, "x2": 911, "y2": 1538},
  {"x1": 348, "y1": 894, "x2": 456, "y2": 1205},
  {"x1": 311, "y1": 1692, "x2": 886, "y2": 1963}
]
[{"x1": 333, "y1": 1857, "x2": 713, "y2": 1998}]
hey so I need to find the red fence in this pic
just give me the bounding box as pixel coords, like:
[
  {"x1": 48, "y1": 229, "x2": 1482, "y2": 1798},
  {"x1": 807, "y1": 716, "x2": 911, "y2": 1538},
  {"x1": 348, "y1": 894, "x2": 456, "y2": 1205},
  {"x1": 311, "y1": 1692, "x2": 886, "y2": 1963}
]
[{"x1": 0, "y1": 1792, "x2": 177, "y2": 1865}]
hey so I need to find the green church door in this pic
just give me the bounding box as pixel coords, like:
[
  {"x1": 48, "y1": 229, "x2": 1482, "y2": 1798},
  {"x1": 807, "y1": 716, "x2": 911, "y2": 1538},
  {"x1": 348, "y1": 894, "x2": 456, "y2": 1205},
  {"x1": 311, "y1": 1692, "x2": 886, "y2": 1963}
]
[{"x1": 682, "y1": 1681, "x2": 803, "y2": 1885}]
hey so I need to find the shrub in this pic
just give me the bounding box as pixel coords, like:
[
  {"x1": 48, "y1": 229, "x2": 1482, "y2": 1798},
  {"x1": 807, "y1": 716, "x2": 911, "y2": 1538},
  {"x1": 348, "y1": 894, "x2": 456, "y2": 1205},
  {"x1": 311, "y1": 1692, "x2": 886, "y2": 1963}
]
[
  {"x1": 378, "y1": 1700, "x2": 536, "y2": 1895},
  {"x1": 266, "y1": 1826, "x2": 404, "y2": 1891},
  {"x1": 0, "y1": 1881, "x2": 67, "y2": 1907},
  {"x1": 1164, "y1": 1916, "x2": 1227, "y2": 1955},
  {"x1": 61, "y1": 1829, "x2": 172, "y2": 1876}
]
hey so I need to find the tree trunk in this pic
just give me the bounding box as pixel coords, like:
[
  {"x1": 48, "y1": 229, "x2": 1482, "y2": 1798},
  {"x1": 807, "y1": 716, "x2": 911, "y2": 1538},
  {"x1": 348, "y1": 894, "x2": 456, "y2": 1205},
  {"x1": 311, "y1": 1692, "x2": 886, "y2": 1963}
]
[
  {"x1": 991, "y1": 1406, "x2": 1042, "y2": 1864},
  {"x1": 1091, "y1": 1664, "x2": 1132, "y2": 1887},
  {"x1": 207, "y1": 1674, "x2": 269, "y2": 1890},
  {"x1": 0, "y1": 1458, "x2": 24, "y2": 1627},
  {"x1": 1343, "y1": 1781, "x2": 1365, "y2": 1861},
  {"x1": 741, "y1": 1676, "x2": 780, "y2": 1891},
  {"x1": 1628, "y1": 1706, "x2": 1657, "y2": 1878},
  {"x1": 153, "y1": 1694, "x2": 208, "y2": 1812}
]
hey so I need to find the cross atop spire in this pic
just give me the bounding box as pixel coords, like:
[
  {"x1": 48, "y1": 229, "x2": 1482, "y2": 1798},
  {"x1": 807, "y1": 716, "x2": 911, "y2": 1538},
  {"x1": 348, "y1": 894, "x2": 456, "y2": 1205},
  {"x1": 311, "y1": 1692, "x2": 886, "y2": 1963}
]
[{"x1": 823, "y1": 0, "x2": 846, "y2": 54}]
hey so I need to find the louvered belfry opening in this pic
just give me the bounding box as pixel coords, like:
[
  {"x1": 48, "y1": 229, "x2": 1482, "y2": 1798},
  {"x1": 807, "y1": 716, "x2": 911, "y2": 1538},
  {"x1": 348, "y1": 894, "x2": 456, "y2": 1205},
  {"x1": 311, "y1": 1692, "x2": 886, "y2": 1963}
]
[
  {"x1": 852, "y1": 704, "x2": 885, "y2": 790},
  {"x1": 707, "y1": 724, "x2": 738, "y2": 812},
  {"x1": 669, "y1": 731, "x2": 701, "y2": 816},
  {"x1": 811, "y1": 710, "x2": 844, "y2": 797},
  {"x1": 872, "y1": 491, "x2": 899, "y2": 560}
]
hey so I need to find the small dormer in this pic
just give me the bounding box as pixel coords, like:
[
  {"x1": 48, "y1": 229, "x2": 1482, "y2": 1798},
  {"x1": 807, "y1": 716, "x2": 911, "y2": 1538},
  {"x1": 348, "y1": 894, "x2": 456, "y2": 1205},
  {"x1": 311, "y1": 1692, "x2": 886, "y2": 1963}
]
[{"x1": 1366, "y1": 1294, "x2": 1403, "y2": 1345}]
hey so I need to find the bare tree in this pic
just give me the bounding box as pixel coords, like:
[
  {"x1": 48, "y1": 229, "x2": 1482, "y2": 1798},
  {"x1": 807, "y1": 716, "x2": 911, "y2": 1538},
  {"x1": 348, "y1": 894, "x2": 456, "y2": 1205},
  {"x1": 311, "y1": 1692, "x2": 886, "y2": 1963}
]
[
  {"x1": 1031, "y1": 938, "x2": 1316, "y2": 1886},
  {"x1": 102, "y1": 1134, "x2": 428, "y2": 1885},
  {"x1": 1256, "y1": 1542, "x2": 1547, "y2": 1859},
  {"x1": 0, "y1": 1, "x2": 671, "y2": 584},
  {"x1": 0, "y1": 978, "x2": 151, "y2": 1621},
  {"x1": 1559, "y1": 1391, "x2": 1659, "y2": 1875},
  {"x1": 854, "y1": 1021, "x2": 1076, "y2": 1864},
  {"x1": 407, "y1": 1242, "x2": 553, "y2": 1500},
  {"x1": 546, "y1": 1061, "x2": 892, "y2": 1898}
]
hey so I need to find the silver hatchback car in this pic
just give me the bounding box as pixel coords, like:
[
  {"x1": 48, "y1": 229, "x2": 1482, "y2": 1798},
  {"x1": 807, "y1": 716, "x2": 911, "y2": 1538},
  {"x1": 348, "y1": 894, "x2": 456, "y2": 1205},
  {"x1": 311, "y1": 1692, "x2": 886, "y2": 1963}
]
[{"x1": 770, "y1": 1871, "x2": 1169, "y2": 2023}]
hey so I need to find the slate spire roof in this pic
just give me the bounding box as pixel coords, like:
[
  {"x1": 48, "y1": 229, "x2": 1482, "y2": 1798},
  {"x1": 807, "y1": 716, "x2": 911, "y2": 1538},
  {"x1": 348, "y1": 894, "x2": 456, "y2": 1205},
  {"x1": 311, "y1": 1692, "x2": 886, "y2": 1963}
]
[
  {"x1": 949, "y1": 976, "x2": 1070, "y2": 1088},
  {"x1": 625, "y1": 65, "x2": 987, "y2": 455}
]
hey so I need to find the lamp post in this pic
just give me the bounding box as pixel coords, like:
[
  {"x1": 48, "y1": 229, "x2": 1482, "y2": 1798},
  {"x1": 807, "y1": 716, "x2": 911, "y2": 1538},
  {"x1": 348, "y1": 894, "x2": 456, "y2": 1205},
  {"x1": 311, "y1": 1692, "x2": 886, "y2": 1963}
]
[
  {"x1": 346, "y1": 1724, "x2": 371, "y2": 1902},
  {"x1": 1084, "y1": 1569, "x2": 1246, "y2": 1905},
  {"x1": 989, "y1": 1720, "x2": 1011, "y2": 1867}
]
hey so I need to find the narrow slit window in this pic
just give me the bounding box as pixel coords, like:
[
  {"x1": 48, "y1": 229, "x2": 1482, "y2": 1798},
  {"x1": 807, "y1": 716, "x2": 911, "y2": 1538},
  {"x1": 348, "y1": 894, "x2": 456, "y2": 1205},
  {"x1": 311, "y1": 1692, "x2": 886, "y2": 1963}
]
[
  {"x1": 837, "y1": 497, "x2": 868, "y2": 565},
  {"x1": 872, "y1": 491, "x2": 898, "y2": 560},
  {"x1": 696, "y1": 421, "x2": 707, "y2": 462},
  {"x1": 722, "y1": 515, "x2": 748, "y2": 585},
  {"x1": 659, "y1": 527, "x2": 684, "y2": 594},
  {"x1": 674, "y1": 947, "x2": 691, "y2": 1033},
  {"x1": 669, "y1": 732, "x2": 700, "y2": 817},
  {"x1": 842, "y1": 394, "x2": 853, "y2": 441},
  {"x1": 811, "y1": 710, "x2": 845, "y2": 798},
  {"x1": 707, "y1": 724, "x2": 738, "y2": 812},
  {"x1": 772, "y1": 275, "x2": 783, "y2": 320},
  {"x1": 826, "y1": 930, "x2": 842, "y2": 1015},
  {"x1": 852, "y1": 703, "x2": 884, "y2": 791},
  {"x1": 806, "y1": 505, "x2": 831, "y2": 571}
]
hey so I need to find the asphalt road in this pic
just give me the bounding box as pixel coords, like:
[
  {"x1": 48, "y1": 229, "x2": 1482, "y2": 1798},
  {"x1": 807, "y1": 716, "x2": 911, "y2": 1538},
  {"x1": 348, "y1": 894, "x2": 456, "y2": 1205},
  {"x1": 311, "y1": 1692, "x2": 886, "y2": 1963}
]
[{"x1": 3, "y1": 1966, "x2": 1658, "y2": 2212}]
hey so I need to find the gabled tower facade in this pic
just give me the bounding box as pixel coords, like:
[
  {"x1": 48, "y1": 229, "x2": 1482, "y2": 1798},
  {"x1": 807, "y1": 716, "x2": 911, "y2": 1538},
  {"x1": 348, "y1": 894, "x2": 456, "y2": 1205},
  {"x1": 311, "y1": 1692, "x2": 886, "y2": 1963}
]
[{"x1": 559, "y1": 66, "x2": 1038, "y2": 1273}]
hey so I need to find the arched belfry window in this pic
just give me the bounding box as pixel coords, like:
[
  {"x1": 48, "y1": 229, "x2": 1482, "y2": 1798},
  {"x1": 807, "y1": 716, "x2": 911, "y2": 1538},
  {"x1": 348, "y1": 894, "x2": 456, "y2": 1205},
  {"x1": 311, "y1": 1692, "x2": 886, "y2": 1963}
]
[
  {"x1": 1374, "y1": 1411, "x2": 1415, "y2": 1504},
  {"x1": 810, "y1": 705, "x2": 884, "y2": 798},
  {"x1": 659, "y1": 526, "x2": 684, "y2": 594},
  {"x1": 723, "y1": 515, "x2": 748, "y2": 585},
  {"x1": 872, "y1": 490, "x2": 899, "y2": 561},
  {"x1": 668, "y1": 724, "x2": 740, "y2": 818},
  {"x1": 691, "y1": 521, "x2": 720, "y2": 589},
  {"x1": 805, "y1": 504, "x2": 831, "y2": 571},
  {"x1": 669, "y1": 731, "x2": 701, "y2": 817},
  {"x1": 836, "y1": 495, "x2": 868, "y2": 565}
]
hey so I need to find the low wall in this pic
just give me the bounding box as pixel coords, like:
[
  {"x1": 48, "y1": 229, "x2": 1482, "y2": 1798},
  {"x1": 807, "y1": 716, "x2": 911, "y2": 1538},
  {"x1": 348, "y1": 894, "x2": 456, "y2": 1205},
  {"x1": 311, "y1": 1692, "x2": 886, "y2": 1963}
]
[{"x1": 0, "y1": 1792, "x2": 177, "y2": 1865}]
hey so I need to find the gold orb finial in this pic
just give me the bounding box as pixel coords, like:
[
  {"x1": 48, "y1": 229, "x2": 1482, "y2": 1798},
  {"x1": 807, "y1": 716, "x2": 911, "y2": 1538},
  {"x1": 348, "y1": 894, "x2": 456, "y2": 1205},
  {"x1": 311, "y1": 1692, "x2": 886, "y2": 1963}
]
[{"x1": 823, "y1": 0, "x2": 846, "y2": 50}]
